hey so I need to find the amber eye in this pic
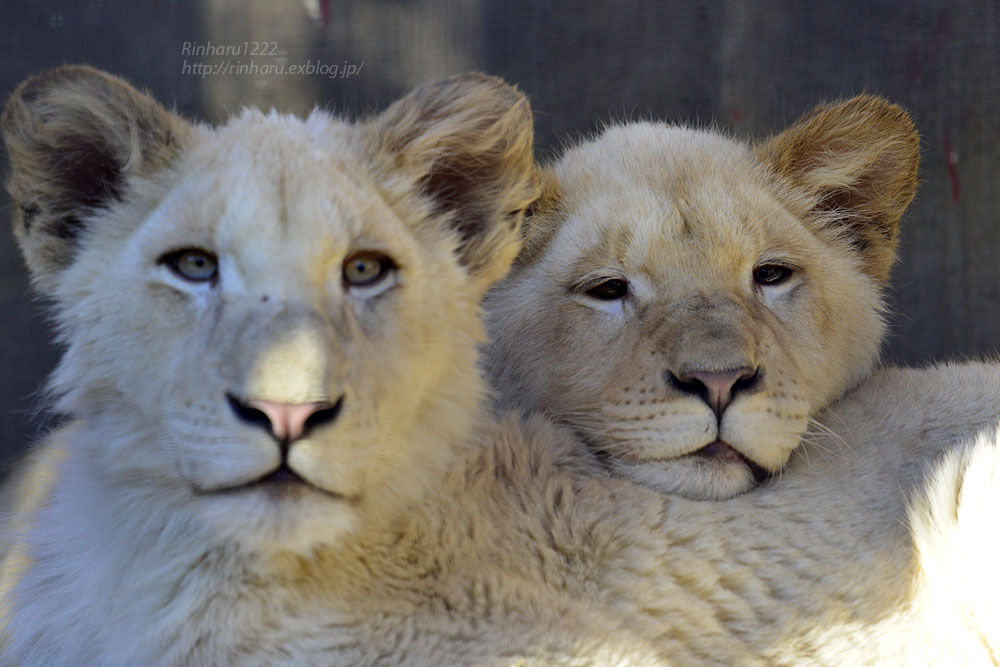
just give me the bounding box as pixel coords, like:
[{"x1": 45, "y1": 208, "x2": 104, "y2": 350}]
[
  {"x1": 585, "y1": 278, "x2": 629, "y2": 301},
  {"x1": 161, "y1": 248, "x2": 218, "y2": 282},
  {"x1": 343, "y1": 252, "x2": 393, "y2": 288},
  {"x1": 753, "y1": 264, "x2": 793, "y2": 286}
]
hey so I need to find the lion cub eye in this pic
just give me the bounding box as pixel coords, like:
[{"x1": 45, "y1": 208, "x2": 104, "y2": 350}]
[
  {"x1": 343, "y1": 251, "x2": 394, "y2": 288},
  {"x1": 585, "y1": 278, "x2": 629, "y2": 301},
  {"x1": 160, "y1": 248, "x2": 218, "y2": 282},
  {"x1": 753, "y1": 264, "x2": 793, "y2": 287}
]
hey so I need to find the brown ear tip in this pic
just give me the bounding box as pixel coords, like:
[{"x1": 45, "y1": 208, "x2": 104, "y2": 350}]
[
  {"x1": 437, "y1": 71, "x2": 528, "y2": 106},
  {"x1": 443, "y1": 70, "x2": 517, "y2": 89},
  {"x1": 838, "y1": 94, "x2": 917, "y2": 133},
  {"x1": 8, "y1": 65, "x2": 109, "y2": 101},
  {"x1": 443, "y1": 71, "x2": 506, "y2": 86},
  {"x1": 4, "y1": 65, "x2": 123, "y2": 131}
]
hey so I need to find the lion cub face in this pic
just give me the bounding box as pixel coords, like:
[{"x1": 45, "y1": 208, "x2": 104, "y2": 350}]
[
  {"x1": 486, "y1": 98, "x2": 918, "y2": 500},
  {"x1": 4, "y1": 66, "x2": 536, "y2": 551}
]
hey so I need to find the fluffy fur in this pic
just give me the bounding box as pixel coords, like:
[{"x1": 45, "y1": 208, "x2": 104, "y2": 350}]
[
  {"x1": 3, "y1": 68, "x2": 999, "y2": 666},
  {"x1": 485, "y1": 97, "x2": 920, "y2": 500},
  {"x1": 0, "y1": 65, "x2": 641, "y2": 665}
]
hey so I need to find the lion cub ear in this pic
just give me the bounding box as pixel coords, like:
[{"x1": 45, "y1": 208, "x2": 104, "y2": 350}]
[
  {"x1": 369, "y1": 72, "x2": 540, "y2": 289},
  {"x1": 755, "y1": 96, "x2": 919, "y2": 284},
  {"x1": 2, "y1": 65, "x2": 187, "y2": 291},
  {"x1": 512, "y1": 166, "x2": 563, "y2": 269}
]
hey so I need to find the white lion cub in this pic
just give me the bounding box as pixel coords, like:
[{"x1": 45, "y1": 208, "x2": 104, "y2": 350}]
[
  {"x1": 486, "y1": 96, "x2": 922, "y2": 500},
  {"x1": 482, "y1": 97, "x2": 1000, "y2": 660},
  {"x1": 0, "y1": 66, "x2": 660, "y2": 666}
]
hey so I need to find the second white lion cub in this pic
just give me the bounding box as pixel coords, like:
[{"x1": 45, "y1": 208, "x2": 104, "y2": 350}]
[{"x1": 486, "y1": 96, "x2": 920, "y2": 500}]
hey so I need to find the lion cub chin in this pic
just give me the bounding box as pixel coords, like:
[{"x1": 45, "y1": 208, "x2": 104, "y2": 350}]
[
  {"x1": 0, "y1": 65, "x2": 544, "y2": 664},
  {"x1": 486, "y1": 96, "x2": 919, "y2": 500}
]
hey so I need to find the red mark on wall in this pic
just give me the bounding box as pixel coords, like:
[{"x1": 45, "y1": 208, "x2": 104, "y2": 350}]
[
  {"x1": 731, "y1": 108, "x2": 743, "y2": 123},
  {"x1": 944, "y1": 137, "x2": 960, "y2": 203}
]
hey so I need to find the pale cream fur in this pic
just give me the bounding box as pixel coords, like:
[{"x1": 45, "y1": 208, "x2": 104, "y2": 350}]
[
  {"x1": 480, "y1": 102, "x2": 1000, "y2": 661},
  {"x1": 0, "y1": 66, "x2": 657, "y2": 665},
  {"x1": 486, "y1": 97, "x2": 920, "y2": 500},
  {"x1": 3, "y1": 68, "x2": 999, "y2": 666}
]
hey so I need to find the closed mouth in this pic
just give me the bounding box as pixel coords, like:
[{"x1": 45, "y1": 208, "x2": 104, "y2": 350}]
[
  {"x1": 196, "y1": 463, "x2": 346, "y2": 500},
  {"x1": 257, "y1": 463, "x2": 310, "y2": 486},
  {"x1": 695, "y1": 439, "x2": 771, "y2": 484}
]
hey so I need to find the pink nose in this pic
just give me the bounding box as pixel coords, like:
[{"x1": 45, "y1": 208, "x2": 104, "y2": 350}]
[
  {"x1": 675, "y1": 367, "x2": 758, "y2": 417},
  {"x1": 246, "y1": 399, "x2": 333, "y2": 443}
]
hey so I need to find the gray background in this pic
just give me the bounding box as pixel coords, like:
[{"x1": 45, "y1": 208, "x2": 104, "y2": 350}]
[{"x1": 1, "y1": 1, "x2": 998, "y2": 468}]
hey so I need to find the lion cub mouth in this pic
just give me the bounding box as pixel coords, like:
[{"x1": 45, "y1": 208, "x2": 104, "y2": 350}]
[
  {"x1": 200, "y1": 464, "x2": 346, "y2": 501},
  {"x1": 253, "y1": 464, "x2": 347, "y2": 500},
  {"x1": 695, "y1": 440, "x2": 771, "y2": 484},
  {"x1": 257, "y1": 464, "x2": 310, "y2": 487}
]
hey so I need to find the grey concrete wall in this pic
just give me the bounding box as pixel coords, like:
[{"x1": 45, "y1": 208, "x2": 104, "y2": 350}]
[{"x1": 2, "y1": 0, "x2": 998, "y2": 468}]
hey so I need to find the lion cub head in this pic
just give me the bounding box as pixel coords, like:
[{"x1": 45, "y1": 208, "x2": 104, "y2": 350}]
[
  {"x1": 4, "y1": 66, "x2": 537, "y2": 551},
  {"x1": 485, "y1": 97, "x2": 918, "y2": 500}
]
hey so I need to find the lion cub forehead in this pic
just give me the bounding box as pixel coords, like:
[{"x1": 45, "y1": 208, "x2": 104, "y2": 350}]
[
  {"x1": 556, "y1": 122, "x2": 764, "y2": 193},
  {"x1": 184, "y1": 109, "x2": 368, "y2": 191},
  {"x1": 547, "y1": 123, "x2": 793, "y2": 276},
  {"x1": 555, "y1": 123, "x2": 781, "y2": 230},
  {"x1": 166, "y1": 110, "x2": 396, "y2": 246}
]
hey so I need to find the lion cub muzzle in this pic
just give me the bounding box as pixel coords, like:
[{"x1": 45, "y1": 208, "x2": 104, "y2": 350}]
[
  {"x1": 661, "y1": 296, "x2": 763, "y2": 420},
  {"x1": 225, "y1": 394, "x2": 345, "y2": 490},
  {"x1": 212, "y1": 310, "x2": 350, "y2": 492},
  {"x1": 668, "y1": 367, "x2": 760, "y2": 419}
]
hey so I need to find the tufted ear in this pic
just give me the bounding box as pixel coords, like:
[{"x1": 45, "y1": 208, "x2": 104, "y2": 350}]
[
  {"x1": 755, "y1": 95, "x2": 919, "y2": 284},
  {"x1": 2, "y1": 65, "x2": 187, "y2": 291},
  {"x1": 369, "y1": 72, "x2": 540, "y2": 289}
]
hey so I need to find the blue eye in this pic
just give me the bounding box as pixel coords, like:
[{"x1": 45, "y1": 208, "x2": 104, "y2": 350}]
[{"x1": 161, "y1": 249, "x2": 218, "y2": 282}]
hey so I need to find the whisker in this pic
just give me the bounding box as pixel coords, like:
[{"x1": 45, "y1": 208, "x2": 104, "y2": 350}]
[{"x1": 806, "y1": 416, "x2": 856, "y2": 460}]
